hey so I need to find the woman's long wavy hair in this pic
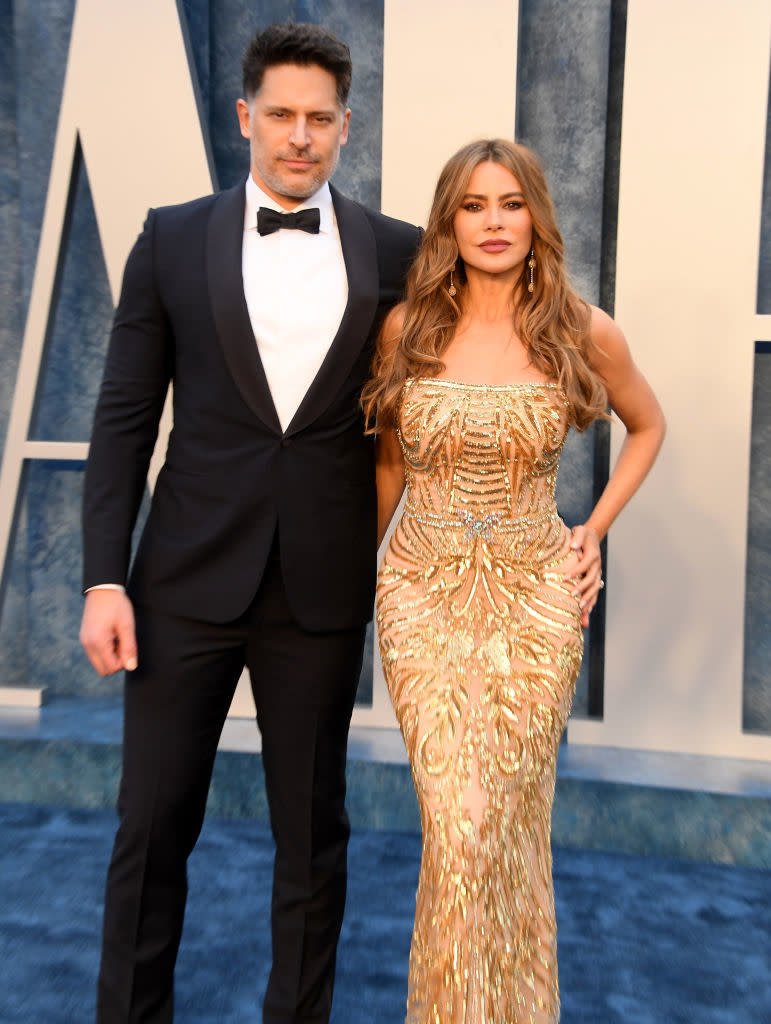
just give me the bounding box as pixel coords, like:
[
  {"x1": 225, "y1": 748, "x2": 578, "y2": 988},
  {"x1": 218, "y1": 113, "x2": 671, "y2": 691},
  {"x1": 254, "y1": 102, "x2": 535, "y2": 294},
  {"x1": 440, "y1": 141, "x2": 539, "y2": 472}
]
[{"x1": 361, "y1": 139, "x2": 608, "y2": 433}]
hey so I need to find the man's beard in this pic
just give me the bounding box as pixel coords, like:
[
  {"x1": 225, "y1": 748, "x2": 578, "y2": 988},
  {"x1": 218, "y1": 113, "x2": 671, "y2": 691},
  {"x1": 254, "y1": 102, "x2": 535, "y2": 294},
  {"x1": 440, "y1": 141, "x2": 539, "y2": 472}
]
[{"x1": 263, "y1": 150, "x2": 339, "y2": 201}]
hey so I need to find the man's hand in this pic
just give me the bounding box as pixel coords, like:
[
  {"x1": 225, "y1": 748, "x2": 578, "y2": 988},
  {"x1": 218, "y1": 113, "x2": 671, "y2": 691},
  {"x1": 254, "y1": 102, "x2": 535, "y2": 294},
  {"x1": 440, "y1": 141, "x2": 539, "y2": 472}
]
[
  {"x1": 569, "y1": 524, "x2": 604, "y2": 629},
  {"x1": 80, "y1": 589, "x2": 138, "y2": 676}
]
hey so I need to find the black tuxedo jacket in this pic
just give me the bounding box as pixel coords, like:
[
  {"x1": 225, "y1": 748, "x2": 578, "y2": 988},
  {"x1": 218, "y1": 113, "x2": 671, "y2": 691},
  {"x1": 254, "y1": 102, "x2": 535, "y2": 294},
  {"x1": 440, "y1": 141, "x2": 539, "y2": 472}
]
[{"x1": 83, "y1": 181, "x2": 420, "y2": 631}]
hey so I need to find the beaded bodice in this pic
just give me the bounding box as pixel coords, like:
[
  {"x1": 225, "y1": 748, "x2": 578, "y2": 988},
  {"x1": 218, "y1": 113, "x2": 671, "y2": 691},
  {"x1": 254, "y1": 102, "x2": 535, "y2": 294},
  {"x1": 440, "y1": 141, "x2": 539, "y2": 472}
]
[{"x1": 398, "y1": 377, "x2": 569, "y2": 537}]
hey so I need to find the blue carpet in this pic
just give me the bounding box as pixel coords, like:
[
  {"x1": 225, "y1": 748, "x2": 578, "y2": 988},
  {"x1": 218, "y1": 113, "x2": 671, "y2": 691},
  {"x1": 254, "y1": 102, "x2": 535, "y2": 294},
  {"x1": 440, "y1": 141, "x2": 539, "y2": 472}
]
[{"x1": 0, "y1": 802, "x2": 767, "y2": 1022}]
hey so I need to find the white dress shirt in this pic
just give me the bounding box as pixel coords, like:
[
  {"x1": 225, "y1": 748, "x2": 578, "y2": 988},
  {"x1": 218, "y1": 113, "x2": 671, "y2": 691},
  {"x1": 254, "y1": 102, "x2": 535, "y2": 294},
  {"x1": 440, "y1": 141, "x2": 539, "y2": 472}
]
[{"x1": 242, "y1": 175, "x2": 348, "y2": 431}]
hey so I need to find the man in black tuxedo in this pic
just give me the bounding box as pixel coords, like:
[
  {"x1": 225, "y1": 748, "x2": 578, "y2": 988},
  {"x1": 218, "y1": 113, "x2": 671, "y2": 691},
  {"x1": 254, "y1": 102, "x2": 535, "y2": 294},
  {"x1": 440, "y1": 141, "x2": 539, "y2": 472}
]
[{"x1": 80, "y1": 22, "x2": 420, "y2": 1023}]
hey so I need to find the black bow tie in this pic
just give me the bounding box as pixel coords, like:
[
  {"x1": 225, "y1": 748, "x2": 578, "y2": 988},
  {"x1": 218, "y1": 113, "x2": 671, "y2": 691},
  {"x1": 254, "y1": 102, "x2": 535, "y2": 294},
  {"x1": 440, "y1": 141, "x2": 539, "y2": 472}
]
[{"x1": 257, "y1": 206, "x2": 320, "y2": 236}]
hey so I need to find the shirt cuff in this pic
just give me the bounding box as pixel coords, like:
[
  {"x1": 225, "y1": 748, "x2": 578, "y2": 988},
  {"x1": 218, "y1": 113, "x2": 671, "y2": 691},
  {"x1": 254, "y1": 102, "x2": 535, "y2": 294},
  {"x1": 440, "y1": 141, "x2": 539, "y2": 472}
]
[{"x1": 85, "y1": 584, "x2": 126, "y2": 594}]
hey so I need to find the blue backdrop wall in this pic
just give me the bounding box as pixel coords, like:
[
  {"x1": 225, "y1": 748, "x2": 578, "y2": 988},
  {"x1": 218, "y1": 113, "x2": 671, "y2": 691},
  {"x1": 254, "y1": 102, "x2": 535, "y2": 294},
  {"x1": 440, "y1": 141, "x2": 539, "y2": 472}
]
[{"x1": 0, "y1": 0, "x2": 768, "y2": 734}]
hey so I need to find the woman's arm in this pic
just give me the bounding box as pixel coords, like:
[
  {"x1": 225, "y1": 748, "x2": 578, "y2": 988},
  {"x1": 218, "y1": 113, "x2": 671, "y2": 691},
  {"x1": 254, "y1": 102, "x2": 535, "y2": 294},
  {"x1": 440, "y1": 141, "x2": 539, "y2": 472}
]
[
  {"x1": 584, "y1": 306, "x2": 666, "y2": 542},
  {"x1": 376, "y1": 426, "x2": 406, "y2": 548},
  {"x1": 372, "y1": 303, "x2": 408, "y2": 548},
  {"x1": 571, "y1": 306, "x2": 666, "y2": 622}
]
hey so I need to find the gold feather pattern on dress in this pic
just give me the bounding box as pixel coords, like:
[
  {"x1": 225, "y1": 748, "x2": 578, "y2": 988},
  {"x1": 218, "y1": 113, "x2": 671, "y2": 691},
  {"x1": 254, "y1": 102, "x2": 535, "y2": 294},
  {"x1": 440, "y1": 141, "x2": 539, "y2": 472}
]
[{"x1": 377, "y1": 378, "x2": 584, "y2": 1024}]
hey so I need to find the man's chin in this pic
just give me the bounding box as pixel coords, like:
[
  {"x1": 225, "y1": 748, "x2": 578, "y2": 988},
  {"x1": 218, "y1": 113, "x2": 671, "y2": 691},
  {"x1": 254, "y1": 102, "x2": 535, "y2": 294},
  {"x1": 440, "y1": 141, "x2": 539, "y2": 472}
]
[
  {"x1": 283, "y1": 185, "x2": 318, "y2": 200},
  {"x1": 272, "y1": 178, "x2": 320, "y2": 202}
]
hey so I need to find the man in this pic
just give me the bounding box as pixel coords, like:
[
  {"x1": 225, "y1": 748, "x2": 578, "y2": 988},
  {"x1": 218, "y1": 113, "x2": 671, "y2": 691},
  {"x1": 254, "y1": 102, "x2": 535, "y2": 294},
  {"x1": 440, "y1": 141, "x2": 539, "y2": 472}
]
[{"x1": 80, "y1": 22, "x2": 421, "y2": 1023}]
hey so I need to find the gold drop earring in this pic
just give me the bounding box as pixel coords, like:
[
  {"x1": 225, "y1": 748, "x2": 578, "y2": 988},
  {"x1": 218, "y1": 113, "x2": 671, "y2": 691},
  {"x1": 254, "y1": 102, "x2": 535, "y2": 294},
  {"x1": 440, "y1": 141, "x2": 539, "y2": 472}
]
[
  {"x1": 448, "y1": 265, "x2": 457, "y2": 297},
  {"x1": 527, "y1": 248, "x2": 536, "y2": 293}
]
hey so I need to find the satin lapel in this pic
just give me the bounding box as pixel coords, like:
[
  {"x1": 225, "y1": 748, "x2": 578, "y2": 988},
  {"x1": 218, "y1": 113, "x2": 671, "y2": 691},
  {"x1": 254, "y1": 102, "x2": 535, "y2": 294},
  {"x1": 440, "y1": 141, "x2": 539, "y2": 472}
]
[
  {"x1": 207, "y1": 180, "x2": 282, "y2": 433},
  {"x1": 285, "y1": 186, "x2": 379, "y2": 436}
]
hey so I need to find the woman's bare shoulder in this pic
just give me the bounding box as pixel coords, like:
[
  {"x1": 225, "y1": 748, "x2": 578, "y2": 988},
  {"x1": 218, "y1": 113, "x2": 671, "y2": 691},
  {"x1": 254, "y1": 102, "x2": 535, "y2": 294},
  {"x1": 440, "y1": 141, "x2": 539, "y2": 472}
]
[
  {"x1": 378, "y1": 302, "x2": 407, "y2": 354},
  {"x1": 383, "y1": 302, "x2": 406, "y2": 335},
  {"x1": 586, "y1": 304, "x2": 633, "y2": 366}
]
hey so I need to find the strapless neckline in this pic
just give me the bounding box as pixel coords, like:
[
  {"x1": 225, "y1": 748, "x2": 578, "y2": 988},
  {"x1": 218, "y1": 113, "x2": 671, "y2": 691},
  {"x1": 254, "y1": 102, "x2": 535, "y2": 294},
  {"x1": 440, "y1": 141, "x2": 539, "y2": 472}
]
[{"x1": 411, "y1": 377, "x2": 561, "y2": 392}]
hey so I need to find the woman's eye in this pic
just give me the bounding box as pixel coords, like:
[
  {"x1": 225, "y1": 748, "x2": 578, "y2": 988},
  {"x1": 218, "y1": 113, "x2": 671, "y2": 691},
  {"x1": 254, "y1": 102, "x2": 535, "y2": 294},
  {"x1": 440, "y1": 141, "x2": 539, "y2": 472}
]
[{"x1": 462, "y1": 203, "x2": 482, "y2": 212}]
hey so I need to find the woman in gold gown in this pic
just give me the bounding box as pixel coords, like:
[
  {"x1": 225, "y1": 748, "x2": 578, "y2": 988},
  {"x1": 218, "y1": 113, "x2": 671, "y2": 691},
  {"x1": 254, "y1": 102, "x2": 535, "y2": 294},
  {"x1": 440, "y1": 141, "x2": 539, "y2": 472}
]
[{"x1": 361, "y1": 140, "x2": 665, "y2": 1024}]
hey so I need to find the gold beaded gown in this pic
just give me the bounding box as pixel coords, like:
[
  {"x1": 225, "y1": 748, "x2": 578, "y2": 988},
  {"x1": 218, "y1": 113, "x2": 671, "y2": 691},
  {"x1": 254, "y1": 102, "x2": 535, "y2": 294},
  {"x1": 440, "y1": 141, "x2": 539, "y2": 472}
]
[{"x1": 376, "y1": 378, "x2": 584, "y2": 1024}]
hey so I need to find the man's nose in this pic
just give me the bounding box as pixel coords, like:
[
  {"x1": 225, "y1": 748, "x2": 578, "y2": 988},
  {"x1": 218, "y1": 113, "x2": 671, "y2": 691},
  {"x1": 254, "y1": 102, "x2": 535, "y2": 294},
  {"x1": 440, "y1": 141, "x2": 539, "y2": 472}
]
[{"x1": 290, "y1": 117, "x2": 310, "y2": 148}]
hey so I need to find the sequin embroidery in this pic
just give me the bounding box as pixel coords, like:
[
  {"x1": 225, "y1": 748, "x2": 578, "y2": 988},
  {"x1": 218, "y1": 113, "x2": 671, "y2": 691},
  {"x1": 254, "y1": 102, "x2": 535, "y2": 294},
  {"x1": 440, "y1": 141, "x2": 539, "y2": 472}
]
[{"x1": 377, "y1": 378, "x2": 583, "y2": 1024}]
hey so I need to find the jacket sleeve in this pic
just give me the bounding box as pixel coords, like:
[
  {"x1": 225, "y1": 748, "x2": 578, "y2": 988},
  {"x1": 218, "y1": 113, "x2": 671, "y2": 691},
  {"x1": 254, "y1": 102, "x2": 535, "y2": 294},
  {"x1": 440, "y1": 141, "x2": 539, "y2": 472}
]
[{"x1": 82, "y1": 209, "x2": 172, "y2": 590}]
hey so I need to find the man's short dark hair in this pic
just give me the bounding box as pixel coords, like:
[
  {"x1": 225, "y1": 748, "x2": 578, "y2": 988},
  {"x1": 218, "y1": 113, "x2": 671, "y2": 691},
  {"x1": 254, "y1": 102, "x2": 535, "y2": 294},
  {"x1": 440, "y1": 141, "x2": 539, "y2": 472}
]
[{"x1": 242, "y1": 23, "x2": 352, "y2": 107}]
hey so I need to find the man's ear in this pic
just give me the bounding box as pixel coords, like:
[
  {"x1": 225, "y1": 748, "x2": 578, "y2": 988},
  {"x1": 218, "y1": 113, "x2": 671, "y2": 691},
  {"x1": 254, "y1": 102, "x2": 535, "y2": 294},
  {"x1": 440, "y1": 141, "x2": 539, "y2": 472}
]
[
  {"x1": 236, "y1": 98, "x2": 251, "y2": 140},
  {"x1": 339, "y1": 107, "x2": 351, "y2": 146}
]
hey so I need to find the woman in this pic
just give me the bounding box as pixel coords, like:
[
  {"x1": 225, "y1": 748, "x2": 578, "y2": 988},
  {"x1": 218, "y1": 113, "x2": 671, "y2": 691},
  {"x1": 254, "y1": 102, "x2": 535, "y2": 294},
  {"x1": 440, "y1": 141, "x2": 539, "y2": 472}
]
[{"x1": 361, "y1": 139, "x2": 665, "y2": 1023}]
